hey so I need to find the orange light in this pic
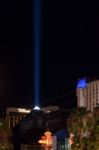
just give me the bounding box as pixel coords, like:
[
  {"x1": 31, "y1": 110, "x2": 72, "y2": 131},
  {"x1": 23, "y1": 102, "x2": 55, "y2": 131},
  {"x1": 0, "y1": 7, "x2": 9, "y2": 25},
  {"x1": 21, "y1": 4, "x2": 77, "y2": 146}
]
[
  {"x1": 38, "y1": 128, "x2": 52, "y2": 149},
  {"x1": 38, "y1": 140, "x2": 48, "y2": 144}
]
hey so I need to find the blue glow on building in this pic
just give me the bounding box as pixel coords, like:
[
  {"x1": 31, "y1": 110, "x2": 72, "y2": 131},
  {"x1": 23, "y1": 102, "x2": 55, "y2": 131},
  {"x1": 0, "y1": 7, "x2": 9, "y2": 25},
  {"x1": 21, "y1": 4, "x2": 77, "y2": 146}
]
[
  {"x1": 77, "y1": 78, "x2": 87, "y2": 88},
  {"x1": 33, "y1": 0, "x2": 41, "y2": 107}
]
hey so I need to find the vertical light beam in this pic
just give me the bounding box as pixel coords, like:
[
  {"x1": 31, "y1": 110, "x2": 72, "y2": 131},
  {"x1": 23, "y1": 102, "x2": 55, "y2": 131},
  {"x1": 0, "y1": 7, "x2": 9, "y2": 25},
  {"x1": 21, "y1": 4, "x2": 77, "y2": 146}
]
[{"x1": 33, "y1": 0, "x2": 41, "y2": 107}]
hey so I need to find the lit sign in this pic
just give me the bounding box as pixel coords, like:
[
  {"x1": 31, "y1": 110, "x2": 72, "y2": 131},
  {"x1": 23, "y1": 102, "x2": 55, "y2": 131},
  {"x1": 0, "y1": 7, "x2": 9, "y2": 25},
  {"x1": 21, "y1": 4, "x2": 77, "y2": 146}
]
[
  {"x1": 38, "y1": 130, "x2": 52, "y2": 148},
  {"x1": 18, "y1": 108, "x2": 31, "y2": 113}
]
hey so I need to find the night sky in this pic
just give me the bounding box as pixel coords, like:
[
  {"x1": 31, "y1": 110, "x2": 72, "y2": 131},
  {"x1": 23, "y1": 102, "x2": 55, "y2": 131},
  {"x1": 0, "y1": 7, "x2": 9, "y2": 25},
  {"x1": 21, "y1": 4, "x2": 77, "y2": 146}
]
[{"x1": 0, "y1": 1, "x2": 98, "y2": 110}]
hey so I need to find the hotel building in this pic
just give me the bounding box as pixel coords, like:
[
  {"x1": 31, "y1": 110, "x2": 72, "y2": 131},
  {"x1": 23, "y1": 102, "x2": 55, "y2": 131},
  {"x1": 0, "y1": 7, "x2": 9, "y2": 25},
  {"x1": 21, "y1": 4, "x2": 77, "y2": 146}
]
[
  {"x1": 5, "y1": 107, "x2": 32, "y2": 128},
  {"x1": 76, "y1": 79, "x2": 99, "y2": 111}
]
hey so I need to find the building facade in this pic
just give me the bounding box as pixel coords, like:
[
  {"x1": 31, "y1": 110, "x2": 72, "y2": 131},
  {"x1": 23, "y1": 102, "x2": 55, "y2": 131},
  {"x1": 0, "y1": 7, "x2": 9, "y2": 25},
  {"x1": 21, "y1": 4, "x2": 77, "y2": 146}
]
[
  {"x1": 4, "y1": 107, "x2": 32, "y2": 128},
  {"x1": 76, "y1": 79, "x2": 99, "y2": 111}
]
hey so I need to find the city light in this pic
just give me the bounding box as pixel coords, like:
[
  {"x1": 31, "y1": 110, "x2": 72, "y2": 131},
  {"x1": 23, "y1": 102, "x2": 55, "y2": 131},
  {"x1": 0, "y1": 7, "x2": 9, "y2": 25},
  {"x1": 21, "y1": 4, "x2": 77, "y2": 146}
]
[
  {"x1": 38, "y1": 129, "x2": 52, "y2": 149},
  {"x1": 33, "y1": 106, "x2": 41, "y2": 110}
]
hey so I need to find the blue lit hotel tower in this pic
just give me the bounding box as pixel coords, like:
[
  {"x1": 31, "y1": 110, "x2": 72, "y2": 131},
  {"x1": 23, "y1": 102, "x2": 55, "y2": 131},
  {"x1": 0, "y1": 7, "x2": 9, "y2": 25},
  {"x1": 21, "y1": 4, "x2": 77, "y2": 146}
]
[{"x1": 76, "y1": 78, "x2": 99, "y2": 111}]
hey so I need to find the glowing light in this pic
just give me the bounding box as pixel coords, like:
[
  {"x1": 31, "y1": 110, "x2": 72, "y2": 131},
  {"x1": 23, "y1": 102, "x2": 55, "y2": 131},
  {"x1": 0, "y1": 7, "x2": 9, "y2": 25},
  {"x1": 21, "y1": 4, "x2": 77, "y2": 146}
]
[
  {"x1": 38, "y1": 129, "x2": 52, "y2": 148},
  {"x1": 18, "y1": 108, "x2": 31, "y2": 113},
  {"x1": 33, "y1": 0, "x2": 42, "y2": 107},
  {"x1": 6, "y1": 107, "x2": 32, "y2": 115},
  {"x1": 33, "y1": 106, "x2": 41, "y2": 110},
  {"x1": 77, "y1": 78, "x2": 87, "y2": 88}
]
